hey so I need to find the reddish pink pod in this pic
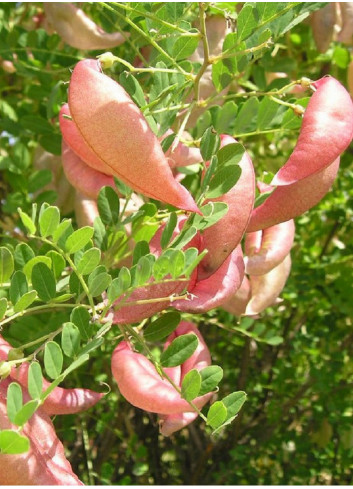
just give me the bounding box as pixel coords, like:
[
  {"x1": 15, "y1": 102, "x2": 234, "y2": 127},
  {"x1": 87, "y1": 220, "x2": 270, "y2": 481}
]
[
  {"x1": 66, "y1": 59, "x2": 200, "y2": 214},
  {"x1": 246, "y1": 254, "x2": 292, "y2": 316},
  {"x1": 62, "y1": 141, "x2": 115, "y2": 199},
  {"x1": 244, "y1": 219, "x2": 295, "y2": 275},
  {"x1": 247, "y1": 157, "x2": 340, "y2": 232},
  {"x1": 198, "y1": 135, "x2": 255, "y2": 279},
  {"x1": 111, "y1": 339, "x2": 210, "y2": 415},
  {"x1": 272, "y1": 77, "x2": 353, "y2": 186},
  {"x1": 0, "y1": 379, "x2": 83, "y2": 485},
  {"x1": 159, "y1": 322, "x2": 211, "y2": 436},
  {"x1": 174, "y1": 245, "x2": 245, "y2": 313},
  {"x1": 60, "y1": 103, "x2": 113, "y2": 175},
  {"x1": 222, "y1": 275, "x2": 252, "y2": 316}
]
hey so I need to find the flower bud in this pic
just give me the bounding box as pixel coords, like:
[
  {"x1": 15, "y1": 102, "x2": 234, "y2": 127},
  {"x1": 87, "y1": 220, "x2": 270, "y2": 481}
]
[{"x1": 0, "y1": 361, "x2": 12, "y2": 378}]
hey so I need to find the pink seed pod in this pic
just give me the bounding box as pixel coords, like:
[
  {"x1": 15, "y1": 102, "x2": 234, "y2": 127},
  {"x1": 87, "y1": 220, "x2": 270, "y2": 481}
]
[
  {"x1": 311, "y1": 3, "x2": 337, "y2": 53},
  {"x1": 111, "y1": 337, "x2": 211, "y2": 415},
  {"x1": 43, "y1": 3, "x2": 129, "y2": 51},
  {"x1": 65, "y1": 59, "x2": 200, "y2": 214},
  {"x1": 159, "y1": 322, "x2": 211, "y2": 436},
  {"x1": 62, "y1": 141, "x2": 115, "y2": 199},
  {"x1": 244, "y1": 219, "x2": 295, "y2": 275},
  {"x1": 221, "y1": 275, "x2": 252, "y2": 316},
  {"x1": 247, "y1": 157, "x2": 340, "y2": 232},
  {"x1": 271, "y1": 76, "x2": 353, "y2": 186},
  {"x1": 173, "y1": 245, "x2": 245, "y2": 313},
  {"x1": 245, "y1": 254, "x2": 292, "y2": 316},
  {"x1": 337, "y1": 3, "x2": 353, "y2": 43},
  {"x1": 0, "y1": 380, "x2": 83, "y2": 485},
  {"x1": 198, "y1": 134, "x2": 255, "y2": 279}
]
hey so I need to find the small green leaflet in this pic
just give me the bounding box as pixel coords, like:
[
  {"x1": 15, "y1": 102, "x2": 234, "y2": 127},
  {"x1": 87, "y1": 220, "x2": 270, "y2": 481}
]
[
  {"x1": 97, "y1": 186, "x2": 120, "y2": 226},
  {"x1": 199, "y1": 366, "x2": 223, "y2": 396},
  {"x1": 65, "y1": 227, "x2": 94, "y2": 254},
  {"x1": 18, "y1": 208, "x2": 36, "y2": 234},
  {"x1": 161, "y1": 213, "x2": 177, "y2": 249},
  {"x1": 9, "y1": 270, "x2": 28, "y2": 305},
  {"x1": 61, "y1": 322, "x2": 81, "y2": 358},
  {"x1": 6, "y1": 382, "x2": 23, "y2": 424},
  {"x1": 200, "y1": 127, "x2": 220, "y2": 161},
  {"x1": 14, "y1": 400, "x2": 39, "y2": 427},
  {"x1": 13, "y1": 291, "x2": 37, "y2": 313},
  {"x1": 144, "y1": 311, "x2": 181, "y2": 342},
  {"x1": 70, "y1": 306, "x2": 93, "y2": 341},
  {"x1": 181, "y1": 369, "x2": 201, "y2": 401},
  {"x1": 0, "y1": 430, "x2": 30, "y2": 454},
  {"x1": 0, "y1": 247, "x2": 14, "y2": 283},
  {"x1": 160, "y1": 333, "x2": 198, "y2": 368},
  {"x1": 31, "y1": 262, "x2": 56, "y2": 301},
  {"x1": 77, "y1": 248, "x2": 101, "y2": 275},
  {"x1": 39, "y1": 206, "x2": 60, "y2": 237},
  {"x1": 44, "y1": 341, "x2": 63, "y2": 380},
  {"x1": 28, "y1": 362, "x2": 43, "y2": 400},
  {"x1": 207, "y1": 401, "x2": 227, "y2": 429}
]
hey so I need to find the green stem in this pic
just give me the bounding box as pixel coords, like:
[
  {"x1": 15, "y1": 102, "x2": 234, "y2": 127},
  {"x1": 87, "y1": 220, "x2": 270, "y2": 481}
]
[
  {"x1": 111, "y1": 2, "x2": 200, "y2": 35},
  {"x1": 193, "y1": 3, "x2": 211, "y2": 102},
  {"x1": 0, "y1": 303, "x2": 83, "y2": 328},
  {"x1": 100, "y1": 3, "x2": 190, "y2": 77}
]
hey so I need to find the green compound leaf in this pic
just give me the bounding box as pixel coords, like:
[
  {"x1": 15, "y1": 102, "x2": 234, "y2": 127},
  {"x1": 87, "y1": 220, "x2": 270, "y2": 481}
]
[
  {"x1": 161, "y1": 333, "x2": 198, "y2": 368},
  {"x1": 44, "y1": 341, "x2": 63, "y2": 380}
]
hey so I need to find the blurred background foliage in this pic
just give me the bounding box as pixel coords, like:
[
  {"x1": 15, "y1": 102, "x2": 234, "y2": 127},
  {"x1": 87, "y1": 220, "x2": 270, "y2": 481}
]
[{"x1": 0, "y1": 2, "x2": 353, "y2": 484}]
